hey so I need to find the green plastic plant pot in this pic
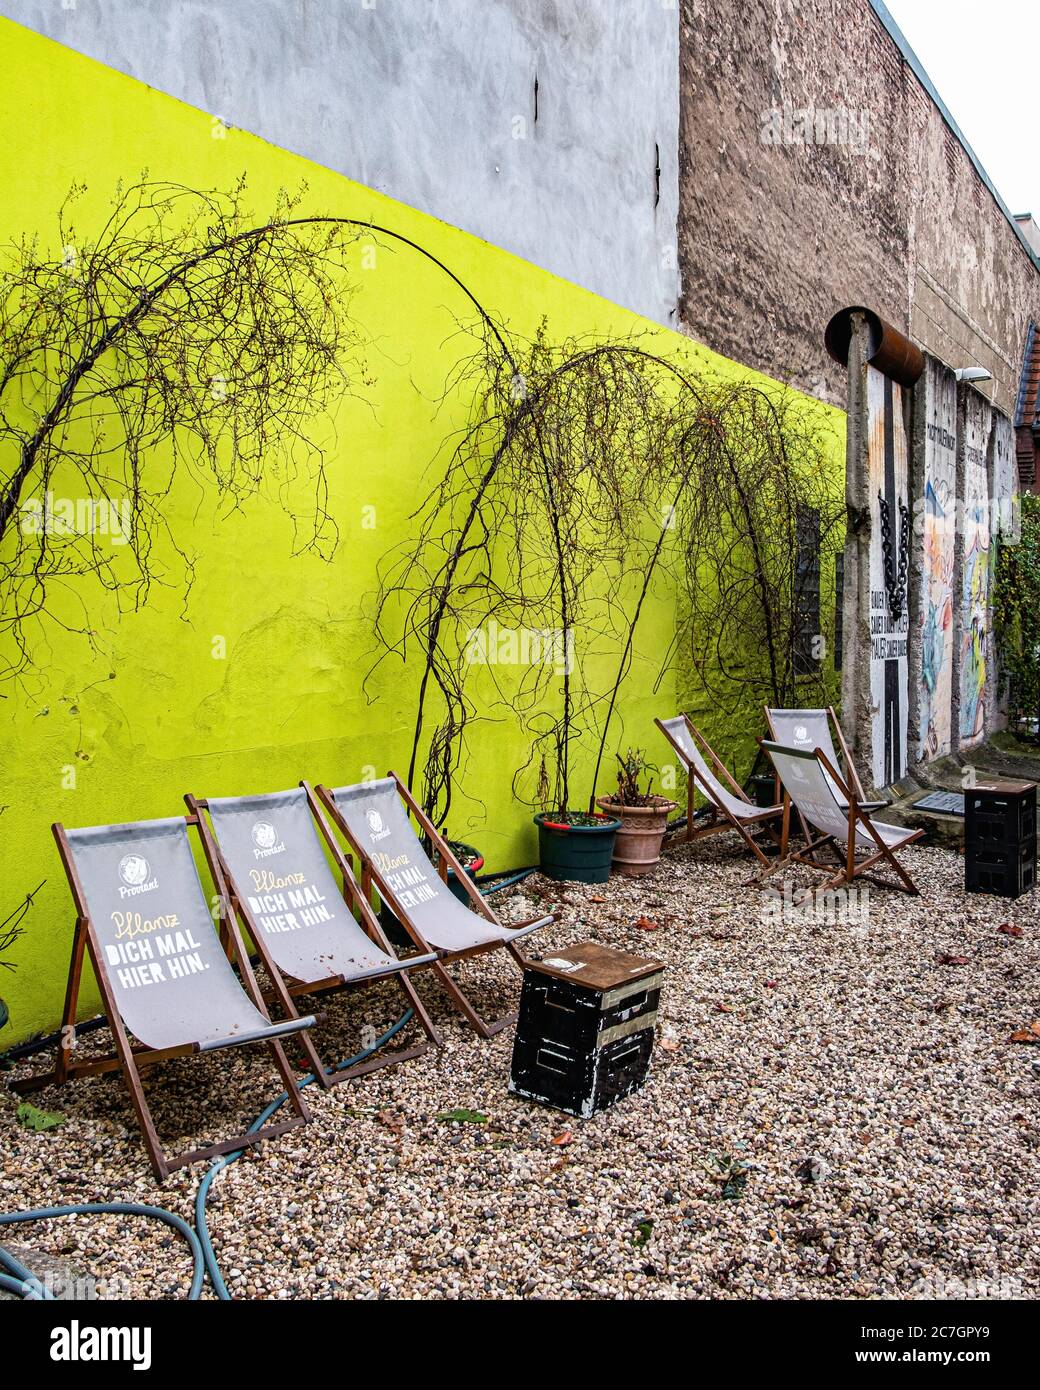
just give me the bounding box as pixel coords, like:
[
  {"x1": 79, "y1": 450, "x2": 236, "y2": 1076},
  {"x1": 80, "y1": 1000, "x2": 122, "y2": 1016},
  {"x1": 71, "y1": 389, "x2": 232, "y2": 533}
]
[{"x1": 534, "y1": 812, "x2": 621, "y2": 884}]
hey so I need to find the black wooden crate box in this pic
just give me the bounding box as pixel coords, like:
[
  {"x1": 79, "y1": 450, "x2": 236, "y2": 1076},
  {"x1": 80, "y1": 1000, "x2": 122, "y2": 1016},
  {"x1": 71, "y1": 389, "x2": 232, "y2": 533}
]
[
  {"x1": 965, "y1": 779, "x2": 1037, "y2": 899},
  {"x1": 509, "y1": 942, "x2": 664, "y2": 1119}
]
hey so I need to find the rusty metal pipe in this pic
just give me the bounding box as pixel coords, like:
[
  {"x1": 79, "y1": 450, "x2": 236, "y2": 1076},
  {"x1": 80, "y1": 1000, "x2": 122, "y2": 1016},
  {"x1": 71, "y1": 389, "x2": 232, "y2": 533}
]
[{"x1": 825, "y1": 305, "x2": 924, "y2": 388}]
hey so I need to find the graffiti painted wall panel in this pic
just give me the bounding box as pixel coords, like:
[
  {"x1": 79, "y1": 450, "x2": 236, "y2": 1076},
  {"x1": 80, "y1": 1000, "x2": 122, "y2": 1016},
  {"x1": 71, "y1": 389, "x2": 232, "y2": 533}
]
[
  {"x1": 867, "y1": 364, "x2": 910, "y2": 786},
  {"x1": 988, "y1": 413, "x2": 1018, "y2": 725},
  {"x1": 916, "y1": 359, "x2": 957, "y2": 761},
  {"x1": 956, "y1": 389, "x2": 992, "y2": 749}
]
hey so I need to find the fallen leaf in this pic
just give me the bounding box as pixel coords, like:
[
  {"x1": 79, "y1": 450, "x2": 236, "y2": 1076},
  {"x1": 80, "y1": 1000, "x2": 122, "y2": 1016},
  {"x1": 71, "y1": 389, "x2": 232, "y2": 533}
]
[
  {"x1": 376, "y1": 1109, "x2": 405, "y2": 1136},
  {"x1": 436, "y1": 1108, "x2": 489, "y2": 1125},
  {"x1": 936, "y1": 953, "x2": 970, "y2": 966},
  {"x1": 551, "y1": 1130, "x2": 574, "y2": 1147},
  {"x1": 998, "y1": 923, "x2": 1025, "y2": 938},
  {"x1": 765, "y1": 980, "x2": 778, "y2": 989},
  {"x1": 590, "y1": 895, "x2": 606, "y2": 903},
  {"x1": 633, "y1": 916, "x2": 659, "y2": 931},
  {"x1": 659, "y1": 1036, "x2": 681, "y2": 1053},
  {"x1": 715, "y1": 1002, "x2": 736, "y2": 1014},
  {"x1": 1009, "y1": 1022, "x2": 1040, "y2": 1044},
  {"x1": 16, "y1": 1103, "x2": 65, "y2": 1133}
]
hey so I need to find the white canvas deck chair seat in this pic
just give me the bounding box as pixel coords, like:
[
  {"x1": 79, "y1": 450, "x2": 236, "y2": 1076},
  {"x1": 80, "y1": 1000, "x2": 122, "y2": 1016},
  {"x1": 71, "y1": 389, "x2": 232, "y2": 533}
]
[
  {"x1": 655, "y1": 715, "x2": 784, "y2": 876},
  {"x1": 189, "y1": 784, "x2": 442, "y2": 1086},
  {"x1": 760, "y1": 740, "x2": 923, "y2": 895},
  {"x1": 316, "y1": 773, "x2": 554, "y2": 1039},
  {"x1": 13, "y1": 816, "x2": 316, "y2": 1182},
  {"x1": 764, "y1": 706, "x2": 886, "y2": 813}
]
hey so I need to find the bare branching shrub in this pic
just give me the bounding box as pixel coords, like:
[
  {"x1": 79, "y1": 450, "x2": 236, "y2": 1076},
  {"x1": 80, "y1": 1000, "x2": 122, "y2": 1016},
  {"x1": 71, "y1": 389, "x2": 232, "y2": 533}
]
[
  {"x1": 0, "y1": 177, "x2": 842, "y2": 840},
  {"x1": 0, "y1": 177, "x2": 371, "y2": 682},
  {"x1": 370, "y1": 325, "x2": 842, "y2": 826},
  {"x1": 679, "y1": 384, "x2": 844, "y2": 713}
]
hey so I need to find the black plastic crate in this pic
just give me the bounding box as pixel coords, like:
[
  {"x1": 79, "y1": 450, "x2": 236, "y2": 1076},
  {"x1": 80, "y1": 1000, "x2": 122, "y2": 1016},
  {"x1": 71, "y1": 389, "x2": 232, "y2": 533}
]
[
  {"x1": 965, "y1": 780, "x2": 1036, "y2": 851},
  {"x1": 965, "y1": 838, "x2": 1036, "y2": 899},
  {"x1": 509, "y1": 942, "x2": 664, "y2": 1119}
]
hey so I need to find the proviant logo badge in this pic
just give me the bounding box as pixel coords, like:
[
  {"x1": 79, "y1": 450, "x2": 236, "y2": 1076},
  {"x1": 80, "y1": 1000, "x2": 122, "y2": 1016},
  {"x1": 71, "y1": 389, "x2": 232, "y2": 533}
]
[
  {"x1": 794, "y1": 725, "x2": 808, "y2": 742},
  {"x1": 251, "y1": 821, "x2": 285, "y2": 859},
  {"x1": 117, "y1": 854, "x2": 158, "y2": 899},
  {"x1": 365, "y1": 808, "x2": 391, "y2": 843}
]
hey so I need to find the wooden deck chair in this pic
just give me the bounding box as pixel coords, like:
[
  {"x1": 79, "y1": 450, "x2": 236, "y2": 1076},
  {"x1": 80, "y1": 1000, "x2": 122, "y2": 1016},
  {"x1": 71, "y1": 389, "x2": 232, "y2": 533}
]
[
  {"x1": 187, "y1": 784, "x2": 443, "y2": 1087},
  {"x1": 655, "y1": 715, "x2": 784, "y2": 878},
  {"x1": 764, "y1": 707, "x2": 886, "y2": 812},
  {"x1": 13, "y1": 815, "x2": 316, "y2": 1182},
  {"x1": 315, "y1": 774, "x2": 553, "y2": 1039},
  {"x1": 759, "y1": 739, "x2": 923, "y2": 895}
]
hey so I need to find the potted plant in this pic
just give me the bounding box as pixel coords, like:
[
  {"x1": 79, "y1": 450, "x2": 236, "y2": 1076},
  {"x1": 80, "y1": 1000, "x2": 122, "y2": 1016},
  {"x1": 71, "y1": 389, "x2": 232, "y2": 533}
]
[
  {"x1": 531, "y1": 752, "x2": 621, "y2": 884},
  {"x1": 596, "y1": 749, "x2": 677, "y2": 877}
]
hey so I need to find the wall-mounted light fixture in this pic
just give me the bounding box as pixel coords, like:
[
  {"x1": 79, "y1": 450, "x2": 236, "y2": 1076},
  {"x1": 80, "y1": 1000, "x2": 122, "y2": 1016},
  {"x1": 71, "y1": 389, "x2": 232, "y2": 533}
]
[{"x1": 955, "y1": 367, "x2": 993, "y2": 383}]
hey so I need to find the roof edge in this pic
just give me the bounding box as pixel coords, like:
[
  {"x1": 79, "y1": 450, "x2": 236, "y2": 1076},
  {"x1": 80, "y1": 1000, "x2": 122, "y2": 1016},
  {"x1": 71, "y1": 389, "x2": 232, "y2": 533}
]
[{"x1": 869, "y1": 0, "x2": 1040, "y2": 275}]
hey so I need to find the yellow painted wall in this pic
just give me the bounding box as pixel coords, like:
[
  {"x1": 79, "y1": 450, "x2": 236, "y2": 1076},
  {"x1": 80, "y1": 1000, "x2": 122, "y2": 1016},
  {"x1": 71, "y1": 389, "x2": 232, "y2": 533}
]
[{"x1": 0, "y1": 19, "x2": 844, "y2": 1044}]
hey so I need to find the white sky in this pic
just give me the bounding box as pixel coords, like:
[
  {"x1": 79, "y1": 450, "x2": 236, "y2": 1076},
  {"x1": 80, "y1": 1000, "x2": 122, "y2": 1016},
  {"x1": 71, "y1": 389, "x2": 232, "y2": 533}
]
[{"x1": 882, "y1": 0, "x2": 1038, "y2": 220}]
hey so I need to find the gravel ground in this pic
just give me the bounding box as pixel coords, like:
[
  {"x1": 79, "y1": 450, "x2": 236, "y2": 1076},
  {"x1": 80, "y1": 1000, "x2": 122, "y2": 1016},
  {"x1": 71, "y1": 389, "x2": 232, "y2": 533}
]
[{"x1": 2, "y1": 831, "x2": 1040, "y2": 1300}]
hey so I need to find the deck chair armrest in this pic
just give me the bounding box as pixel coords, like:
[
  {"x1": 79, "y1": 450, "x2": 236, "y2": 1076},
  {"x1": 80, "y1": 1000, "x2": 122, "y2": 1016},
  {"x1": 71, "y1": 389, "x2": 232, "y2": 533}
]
[
  {"x1": 512, "y1": 913, "x2": 555, "y2": 932},
  {"x1": 198, "y1": 1013, "x2": 317, "y2": 1053},
  {"x1": 395, "y1": 950, "x2": 438, "y2": 970}
]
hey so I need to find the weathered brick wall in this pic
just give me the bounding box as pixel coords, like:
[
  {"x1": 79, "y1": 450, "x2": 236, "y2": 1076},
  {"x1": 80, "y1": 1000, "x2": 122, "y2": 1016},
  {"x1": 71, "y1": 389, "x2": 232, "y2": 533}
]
[{"x1": 679, "y1": 0, "x2": 1040, "y2": 416}]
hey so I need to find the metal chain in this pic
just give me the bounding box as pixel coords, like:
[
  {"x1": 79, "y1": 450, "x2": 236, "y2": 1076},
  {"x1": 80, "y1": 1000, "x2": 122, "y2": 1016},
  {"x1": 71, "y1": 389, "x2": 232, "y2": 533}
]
[{"x1": 877, "y1": 490, "x2": 910, "y2": 622}]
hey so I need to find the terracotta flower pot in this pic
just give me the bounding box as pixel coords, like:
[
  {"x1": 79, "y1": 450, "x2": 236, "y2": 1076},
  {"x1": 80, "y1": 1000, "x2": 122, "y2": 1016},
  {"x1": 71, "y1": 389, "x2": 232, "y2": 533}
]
[{"x1": 595, "y1": 795, "x2": 677, "y2": 877}]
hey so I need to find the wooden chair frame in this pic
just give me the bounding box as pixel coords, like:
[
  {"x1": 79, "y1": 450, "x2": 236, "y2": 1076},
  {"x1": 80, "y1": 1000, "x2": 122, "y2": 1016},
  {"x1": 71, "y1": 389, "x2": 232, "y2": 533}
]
[
  {"x1": 316, "y1": 773, "x2": 550, "y2": 1040},
  {"x1": 757, "y1": 739, "x2": 923, "y2": 896},
  {"x1": 186, "y1": 784, "x2": 443, "y2": 1090},
  {"x1": 12, "y1": 816, "x2": 312, "y2": 1183},
  {"x1": 655, "y1": 715, "x2": 785, "y2": 881}
]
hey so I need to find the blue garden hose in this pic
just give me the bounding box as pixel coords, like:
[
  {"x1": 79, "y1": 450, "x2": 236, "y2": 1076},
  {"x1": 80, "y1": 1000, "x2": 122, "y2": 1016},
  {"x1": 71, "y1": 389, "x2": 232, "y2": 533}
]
[
  {"x1": 0, "y1": 1202, "x2": 206, "y2": 1300},
  {"x1": 0, "y1": 868, "x2": 526, "y2": 1301},
  {"x1": 477, "y1": 867, "x2": 535, "y2": 895},
  {"x1": 194, "y1": 1008, "x2": 413, "y2": 1300},
  {"x1": 0, "y1": 1242, "x2": 49, "y2": 1299},
  {"x1": 0, "y1": 1015, "x2": 410, "y2": 1302},
  {"x1": 1, "y1": 1272, "x2": 44, "y2": 1298}
]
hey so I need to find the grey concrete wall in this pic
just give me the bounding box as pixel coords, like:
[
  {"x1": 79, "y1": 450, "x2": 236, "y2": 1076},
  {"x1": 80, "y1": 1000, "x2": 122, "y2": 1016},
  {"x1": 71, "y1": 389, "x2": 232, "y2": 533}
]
[{"x1": 0, "y1": 0, "x2": 680, "y2": 327}]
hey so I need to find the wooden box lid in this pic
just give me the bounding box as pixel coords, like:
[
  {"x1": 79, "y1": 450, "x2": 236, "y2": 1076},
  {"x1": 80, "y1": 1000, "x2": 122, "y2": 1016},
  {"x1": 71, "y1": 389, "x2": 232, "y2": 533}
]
[
  {"x1": 970, "y1": 779, "x2": 1037, "y2": 796},
  {"x1": 527, "y1": 941, "x2": 663, "y2": 991}
]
